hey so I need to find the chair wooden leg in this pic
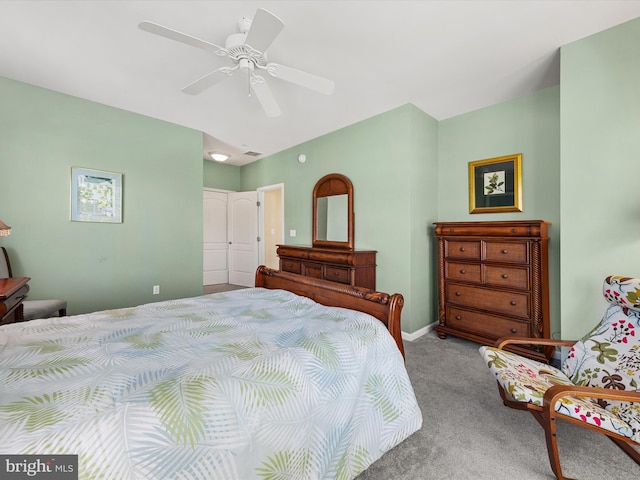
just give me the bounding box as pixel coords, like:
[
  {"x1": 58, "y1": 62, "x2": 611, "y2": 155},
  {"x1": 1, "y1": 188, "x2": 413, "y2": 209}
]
[{"x1": 539, "y1": 411, "x2": 574, "y2": 480}]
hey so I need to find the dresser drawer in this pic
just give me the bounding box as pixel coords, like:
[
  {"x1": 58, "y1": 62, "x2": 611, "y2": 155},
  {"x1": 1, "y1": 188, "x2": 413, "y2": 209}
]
[
  {"x1": 280, "y1": 258, "x2": 302, "y2": 274},
  {"x1": 0, "y1": 283, "x2": 29, "y2": 324},
  {"x1": 484, "y1": 265, "x2": 529, "y2": 290},
  {"x1": 436, "y1": 223, "x2": 544, "y2": 237},
  {"x1": 324, "y1": 266, "x2": 350, "y2": 284},
  {"x1": 4, "y1": 284, "x2": 29, "y2": 312},
  {"x1": 302, "y1": 262, "x2": 323, "y2": 279},
  {"x1": 446, "y1": 284, "x2": 530, "y2": 319},
  {"x1": 445, "y1": 262, "x2": 481, "y2": 283},
  {"x1": 445, "y1": 240, "x2": 481, "y2": 260},
  {"x1": 446, "y1": 306, "x2": 529, "y2": 339},
  {"x1": 484, "y1": 241, "x2": 528, "y2": 264}
]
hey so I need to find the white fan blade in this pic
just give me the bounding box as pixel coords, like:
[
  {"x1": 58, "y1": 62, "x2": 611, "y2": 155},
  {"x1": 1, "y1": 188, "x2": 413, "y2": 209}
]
[
  {"x1": 182, "y1": 67, "x2": 235, "y2": 95},
  {"x1": 264, "y1": 63, "x2": 335, "y2": 95},
  {"x1": 139, "y1": 21, "x2": 226, "y2": 55},
  {"x1": 244, "y1": 9, "x2": 284, "y2": 53},
  {"x1": 250, "y1": 75, "x2": 281, "y2": 117}
]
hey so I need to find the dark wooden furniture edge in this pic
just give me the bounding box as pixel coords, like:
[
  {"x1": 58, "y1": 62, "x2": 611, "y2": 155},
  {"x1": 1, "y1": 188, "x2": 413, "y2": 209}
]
[
  {"x1": 433, "y1": 219, "x2": 551, "y2": 236},
  {"x1": 0, "y1": 277, "x2": 30, "y2": 324},
  {"x1": 255, "y1": 265, "x2": 405, "y2": 358}
]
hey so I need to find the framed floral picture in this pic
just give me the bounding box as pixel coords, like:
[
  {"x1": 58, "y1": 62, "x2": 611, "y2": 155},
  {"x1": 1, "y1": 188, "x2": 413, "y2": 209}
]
[
  {"x1": 468, "y1": 154, "x2": 522, "y2": 214},
  {"x1": 70, "y1": 167, "x2": 123, "y2": 223}
]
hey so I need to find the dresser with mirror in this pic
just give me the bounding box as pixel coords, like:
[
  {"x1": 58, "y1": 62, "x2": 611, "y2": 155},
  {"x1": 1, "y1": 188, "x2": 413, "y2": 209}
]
[{"x1": 277, "y1": 173, "x2": 377, "y2": 290}]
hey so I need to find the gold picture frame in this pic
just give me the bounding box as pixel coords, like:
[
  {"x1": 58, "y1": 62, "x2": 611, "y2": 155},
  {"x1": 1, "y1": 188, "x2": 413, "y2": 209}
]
[{"x1": 468, "y1": 153, "x2": 522, "y2": 214}]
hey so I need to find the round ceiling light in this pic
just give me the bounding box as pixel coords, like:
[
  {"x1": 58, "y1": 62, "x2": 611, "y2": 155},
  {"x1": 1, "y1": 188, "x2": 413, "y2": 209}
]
[{"x1": 209, "y1": 152, "x2": 230, "y2": 162}]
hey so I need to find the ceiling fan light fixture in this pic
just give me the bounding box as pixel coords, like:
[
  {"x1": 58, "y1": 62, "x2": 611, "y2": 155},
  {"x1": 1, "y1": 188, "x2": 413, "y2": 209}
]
[
  {"x1": 209, "y1": 152, "x2": 230, "y2": 162},
  {"x1": 139, "y1": 9, "x2": 333, "y2": 118}
]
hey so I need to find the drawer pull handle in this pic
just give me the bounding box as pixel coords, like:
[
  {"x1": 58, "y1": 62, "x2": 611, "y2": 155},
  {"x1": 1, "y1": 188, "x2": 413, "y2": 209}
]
[
  {"x1": 332, "y1": 272, "x2": 339, "y2": 276},
  {"x1": 511, "y1": 229, "x2": 518, "y2": 233},
  {"x1": 501, "y1": 249, "x2": 508, "y2": 254},
  {"x1": 460, "y1": 269, "x2": 466, "y2": 274},
  {"x1": 511, "y1": 328, "x2": 517, "y2": 333},
  {"x1": 455, "y1": 292, "x2": 462, "y2": 296},
  {"x1": 510, "y1": 300, "x2": 517, "y2": 306},
  {"x1": 501, "y1": 274, "x2": 508, "y2": 279},
  {"x1": 459, "y1": 247, "x2": 465, "y2": 252},
  {"x1": 455, "y1": 315, "x2": 461, "y2": 320}
]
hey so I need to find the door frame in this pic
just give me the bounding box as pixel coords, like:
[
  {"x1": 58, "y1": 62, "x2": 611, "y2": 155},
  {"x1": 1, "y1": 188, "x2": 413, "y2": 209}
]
[{"x1": 257, "y1": 183, "x2": 285, "y2": 269}]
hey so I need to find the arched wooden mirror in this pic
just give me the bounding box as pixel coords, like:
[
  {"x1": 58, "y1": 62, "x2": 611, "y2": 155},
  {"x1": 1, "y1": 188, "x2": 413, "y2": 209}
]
[{"x1": 312, "y1": 173, "x2": 354, "y2": 250}]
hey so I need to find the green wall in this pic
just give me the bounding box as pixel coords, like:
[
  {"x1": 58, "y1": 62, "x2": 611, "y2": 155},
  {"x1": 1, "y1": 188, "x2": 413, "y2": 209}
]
[
  {"x1": 0, "y1": 76, "x2": 204, "y2": 315},
  {"x1": 409, "y1": 108, "x2": 439, "y2": 335},
  {"x1": 438, "y1": 86, "x2": 561, "y2": 336},
  {"x1": 204, "y1": 159, "x2": 242, "y2": 191},
  {"x1": 240, "y1": 104, "x2": 439, "y2": 334},
  {"x1": 560, "y1": 17, "x2": 640, "y2": 339}
]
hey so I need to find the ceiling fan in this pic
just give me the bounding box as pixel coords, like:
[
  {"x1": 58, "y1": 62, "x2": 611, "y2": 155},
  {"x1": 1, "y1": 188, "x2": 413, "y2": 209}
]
[{"x1": 139, "y1": 8, "x2": 335, "y2": 117}]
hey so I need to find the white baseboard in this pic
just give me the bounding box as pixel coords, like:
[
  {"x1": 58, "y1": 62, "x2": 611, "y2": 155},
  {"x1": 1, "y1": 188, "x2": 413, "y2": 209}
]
[{"x1": 401, "y1": 322, "x2": 437, "y2": 342}]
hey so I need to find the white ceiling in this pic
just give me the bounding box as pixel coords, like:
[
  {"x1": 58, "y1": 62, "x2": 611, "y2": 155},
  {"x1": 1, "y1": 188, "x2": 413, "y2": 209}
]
[{"x1": 2, "y1": 1, "x2": 640, "y2": 166}]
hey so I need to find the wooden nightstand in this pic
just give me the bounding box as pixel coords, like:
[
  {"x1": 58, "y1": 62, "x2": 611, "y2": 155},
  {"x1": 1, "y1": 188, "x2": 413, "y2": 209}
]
[{"x1": 0, "y1": 277, "x2": 30, "y2": 325}]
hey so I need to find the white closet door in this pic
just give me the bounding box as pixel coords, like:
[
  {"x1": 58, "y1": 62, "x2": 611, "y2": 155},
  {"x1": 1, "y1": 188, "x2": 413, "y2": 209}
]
[
  {"x1": 228, "y1": 191, "x2": 259, "y2": 287},
  {"x1": 203, "y1": 190, "x2": 229, "y2": 285}
]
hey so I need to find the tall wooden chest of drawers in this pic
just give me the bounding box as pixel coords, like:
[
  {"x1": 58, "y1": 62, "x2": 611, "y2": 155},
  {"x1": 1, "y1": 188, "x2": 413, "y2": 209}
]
[
  {"x1": 277, "y1": 245, "x2": 376, "y2": 290},
  {"x1": 434, "y1": 220, "x2": 552, "y2": 362}
]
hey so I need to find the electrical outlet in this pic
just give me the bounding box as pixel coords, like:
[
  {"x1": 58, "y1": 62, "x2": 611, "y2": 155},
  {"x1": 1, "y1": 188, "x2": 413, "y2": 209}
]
[
  {"x1": 289, "y1": 229, "x2": 296, "y2": 237},
  {"x1": 153, "y1": 285, "x2": 160, "y2": 295}
]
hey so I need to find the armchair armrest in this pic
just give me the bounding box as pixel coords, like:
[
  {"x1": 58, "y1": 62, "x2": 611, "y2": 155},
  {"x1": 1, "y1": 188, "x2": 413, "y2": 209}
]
[
  {"x1": 495, "y1": 336, "x2": 577, "y2": 350},
  {"x1": 543, "y1": 384, "x2": 640, "y2": 411}
]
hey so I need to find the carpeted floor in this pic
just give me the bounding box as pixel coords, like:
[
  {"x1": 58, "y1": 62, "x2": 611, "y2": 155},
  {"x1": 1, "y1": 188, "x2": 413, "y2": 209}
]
[{"x1": 356, "y1": 331, "x2": 639, "y2": 480}]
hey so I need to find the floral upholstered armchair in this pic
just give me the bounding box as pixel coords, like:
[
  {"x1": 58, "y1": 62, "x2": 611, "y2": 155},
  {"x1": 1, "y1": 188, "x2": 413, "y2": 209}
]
[{"x1": 479, "y1": 275, "x2": 640, "y2": 480}]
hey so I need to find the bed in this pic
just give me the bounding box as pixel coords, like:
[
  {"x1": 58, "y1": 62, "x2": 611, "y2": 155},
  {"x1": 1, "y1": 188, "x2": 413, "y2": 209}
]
[{"x1": 0, "y1": 266, "x2": 422, "y2": 479}]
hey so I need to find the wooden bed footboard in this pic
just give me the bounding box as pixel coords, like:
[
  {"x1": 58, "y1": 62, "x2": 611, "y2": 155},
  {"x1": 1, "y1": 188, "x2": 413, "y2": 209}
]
[{"x1": 255, "y1": 266, "x2": 405, "y2": 358}]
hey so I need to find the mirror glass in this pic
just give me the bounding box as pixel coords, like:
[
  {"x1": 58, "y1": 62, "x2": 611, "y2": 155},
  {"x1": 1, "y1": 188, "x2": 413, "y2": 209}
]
[
  {"x1": 312, "y1": 173, "x2": 354, "y2": 250},
  {"x1": 316, "y1": 195, "x2": 348, "y2": 242}
]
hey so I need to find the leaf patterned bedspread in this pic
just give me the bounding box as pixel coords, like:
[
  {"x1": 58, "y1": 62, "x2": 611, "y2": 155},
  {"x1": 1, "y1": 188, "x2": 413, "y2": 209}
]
[{"x1": 0, "y1": 288, "x2": 422, "y2": 479}]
